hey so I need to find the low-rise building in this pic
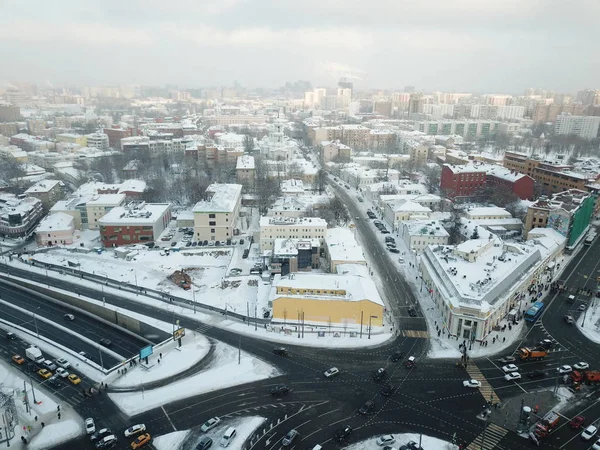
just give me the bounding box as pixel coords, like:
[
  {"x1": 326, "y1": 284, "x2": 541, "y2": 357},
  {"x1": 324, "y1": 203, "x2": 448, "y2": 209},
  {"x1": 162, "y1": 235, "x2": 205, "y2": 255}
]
[
  {"x1": 236, "y1": 155, "x2": 255, "y2": 187},
  {"x1": 383, "y1": 199, "x2": 432, "y2": 226},
  {"x1": 401, "y1": 220, "x2": 449, "y2": 253},
  {"x1": 0, "y1": 194, "x2": 44, "y2": 238},
  {"x1": 35, "y1": 212, "x2": 75, "y2": 246},
  {"x1": 465, "y1": 207, "x2": 512, "y2": 221},
  {"x1": 24, "y1": 179, "x2": 63, "y2": 210},
  {"x1": 324, "y1": 228, "x2": 366, "y2": 272},
  {"x1": 193, "y1": 184, "x2": 242, "y2": 242},
  {"x1": 86, "y1": 194, "x2": 126, "y2": 229},
  {"x1": 269, "y1": 238, "x2": 320, "y2": 275},
  {"x1": 56, "y1": 133, "x2": 87, "y2": 147},
  {"x1": 260, "y1": 216, "x2": 327, "y2": 251},
  {"x1": 266, "y1": 195, "x2": 329, "y2": 218},
  {"x1": 270, "y1": 273, "x2": 384, "y2": 326},
  {"x1": 320, "y1": 140, "x2": 352, "y2": 163},
  {"x1": 99, "y1": 202, "x2": 172, "y2": 247},
  {"x1": 85, "y1": 132, "x2": 110, "y2": 150},
  {"x1": 281, "y1": 179, "x2": 306, "y2": 197}
]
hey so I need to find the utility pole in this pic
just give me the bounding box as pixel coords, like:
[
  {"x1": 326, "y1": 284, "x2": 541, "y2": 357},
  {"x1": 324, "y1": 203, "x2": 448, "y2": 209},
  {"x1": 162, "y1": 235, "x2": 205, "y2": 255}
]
[
  {"x1": 238, "y1": 334, "x2": 241, "y2": 365},
  {"x1": 360, "y1": 311, "x2": 363, "y2": 339},
  {"x1": 27, "y1": 371, "x2": 37, "y2": 404},
  {"x1": 192, "y1": 278, "x2": 196, "y2": 314},
  {"x1": 33, "y1": 307, "x2": 40, "y2": 338},
  {"x1": 254, "y1": 304, "x2": 257, "y2": 331},
  {"x1": 98, "y1": 347, "x2": 104, "y2": 370}
]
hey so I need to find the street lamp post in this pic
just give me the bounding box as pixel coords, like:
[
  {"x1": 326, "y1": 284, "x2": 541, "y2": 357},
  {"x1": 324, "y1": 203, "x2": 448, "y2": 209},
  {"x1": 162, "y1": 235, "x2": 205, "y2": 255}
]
[
  {"x1": 360, "y1": 311, "x2": 364, "y2": 339},
  {"x1": 368, "y1": 315, "x2": 378, "y2": 340}
]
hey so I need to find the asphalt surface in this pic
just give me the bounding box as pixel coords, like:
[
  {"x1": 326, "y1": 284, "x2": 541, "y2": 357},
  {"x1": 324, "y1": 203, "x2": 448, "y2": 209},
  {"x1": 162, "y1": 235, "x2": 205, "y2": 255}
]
[{"x1": 0, "y1": 196, "x2": 599, "y2": 449}]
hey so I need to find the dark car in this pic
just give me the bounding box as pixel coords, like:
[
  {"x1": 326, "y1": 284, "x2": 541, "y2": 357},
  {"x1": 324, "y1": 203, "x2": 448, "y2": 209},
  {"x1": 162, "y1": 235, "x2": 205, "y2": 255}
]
[
  {"x1": 273, "y1": 347, "x2": 288, "y2": 356},
  {"x1": 282, "y1": 429, "x2": 298, "y2": 446},
  {"x1": 358, "y1": 400, "x2": 375, "y2": 415},
  {"x1": 390, "y1": 352, "x2": 403, "y2": 362},
  {"x1": 373, "y1": 368, "x2": 387, "y2": 381},
  {"x1": 28, "y1": 362, "x2": 40, "y2": 372},
  {"x1": 271, "y1": 385, "x2": 290, "y2": 396},
  {"x1": 388, "y1": 247, "x2": 399, "y2": 253},
  {"x1": 380, "y1": 384, "x2": 395, "y2": 396},
  {"x1": 539, "y1": 339, "x2": 554, "y2": 349},
  {"x1": 91, "y1": 428, "x2": 112, "y2": 442},
  {"x1": 186, "y1": 242, "x2": 192, "y2": 247},
  {"x1": 385, "y1": 237, "x2": 395, "y2": 243},
  {"x1": 6, "y1": 332, "x2": 16, "y2": 340},
  {"x1": 99, "y1": 338, "x2": 112, "y2": 347},
  {"x1": 408, "y1": 306, "x2": 417, "y2": 317},
  {"x1": 527, "y1": 370, "x2": 546, "y2": 380},
  {"x1": 407, "y1": 441, "x2": 424, "y2": 450},
  {"x1": 334, "y1": 425, "x2": 352, "y2": 442},
  {"x1": 48, "y1": 375, "x2": 62, "y2": 388},
  {"x1": 195, "y1": 436, "x2": 213, "y2": 450},
  {"x1": 570, "y1": 416, "x2": 585, "y2": 429}
]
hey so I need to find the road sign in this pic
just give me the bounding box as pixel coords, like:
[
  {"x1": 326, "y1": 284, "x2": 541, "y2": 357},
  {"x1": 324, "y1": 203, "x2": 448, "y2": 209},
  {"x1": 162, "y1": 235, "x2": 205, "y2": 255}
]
[
  {"x1": 173, "y1": 327, "x2": 185, "y2": 340},
  {"x1": 139, "y1": 345, "x2": 153, "y2": 359}
]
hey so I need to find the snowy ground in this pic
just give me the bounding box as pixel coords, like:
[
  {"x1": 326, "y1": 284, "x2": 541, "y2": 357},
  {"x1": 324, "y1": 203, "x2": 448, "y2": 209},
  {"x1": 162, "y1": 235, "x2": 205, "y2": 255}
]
[
  {"x1": 108, "y1": 342, "x2": 280, "y2": 416},
  {"x1": 345, "y1": 432, "x2": 457, "y2": 450},
  {"x1": 576, "y1": 296, "x2": 600, "y2": 344},
  {"x1": 0, "y1": 360, "x2": 84, "y2": 449},
  {"x1": 154, "y1": 416, "x2": 264, "y2": 450}
]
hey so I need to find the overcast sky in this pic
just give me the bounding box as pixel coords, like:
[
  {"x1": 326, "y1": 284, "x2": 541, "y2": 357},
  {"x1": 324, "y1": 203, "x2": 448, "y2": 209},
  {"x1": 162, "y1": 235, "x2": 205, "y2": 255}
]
[{"x1": 1, "y1": 0, "x2": 598, "y2": 93}]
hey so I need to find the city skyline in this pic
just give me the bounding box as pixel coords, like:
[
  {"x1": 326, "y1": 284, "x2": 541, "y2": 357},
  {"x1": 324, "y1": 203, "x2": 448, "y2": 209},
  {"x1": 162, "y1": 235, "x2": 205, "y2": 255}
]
[{"x1": 1, "y1": 0, "x2": 599, "y2": 93}]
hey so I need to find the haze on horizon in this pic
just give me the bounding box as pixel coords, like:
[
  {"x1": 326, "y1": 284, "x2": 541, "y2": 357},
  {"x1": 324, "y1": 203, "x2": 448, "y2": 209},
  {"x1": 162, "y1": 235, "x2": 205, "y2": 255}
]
[{"x1": 1, "y1": 0, "x2": 598, "y2": 93}]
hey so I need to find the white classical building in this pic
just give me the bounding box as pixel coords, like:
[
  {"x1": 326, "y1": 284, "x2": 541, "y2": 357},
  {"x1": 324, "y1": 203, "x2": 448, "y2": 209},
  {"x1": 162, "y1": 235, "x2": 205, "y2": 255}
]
[
  {"x1": 260, "y1": 216, "x2": 327, "y2": 251},
  {"x1": 401, "y1": 220, "x2": 449, "y2": 254},
  {"x1": 35, "y1": 212, "x2": 75, "y2": 246},
  {"x1": 258, "y1": 122, "x2": 297, "y2": 161}
]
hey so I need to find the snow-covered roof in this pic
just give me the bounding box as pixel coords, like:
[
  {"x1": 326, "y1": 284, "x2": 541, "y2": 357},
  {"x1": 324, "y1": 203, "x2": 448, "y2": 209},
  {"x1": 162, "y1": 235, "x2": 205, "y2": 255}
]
[
  {"x1": 260, "y1": 216, "x2": 327, "y2": 227},
  {"x1": 25, "y1": 179, "x2": 61, "y2": 194},
  {"x1": 119, "y1": 179, "x2": 147, "y2": 194},
  {"x1": 193, "y1": 184, "x2": 242, "y2": 213},
  {"x1": 99, "y1": 202, "x2": 171, "y2": 225},
  {"x1": 236, "y1": 155, "x2": 255, "y2": 170},
  {"x1": 387, "y1": 199, "x2": 432, "y2": 213},
  {"x1": 36, "y1": 212, "x2": 74, "y2": 232},
  {"x1": 403, "y1": 220, "x2": 449, "y2": 237},
  {"x1": 268, "y1": 195, "x2": 329, "y2": 213},
  {"x1": 466, "y1": 207, "x2": 512, "y2": 218},
  {"x1": 325, "y1": 228, "x2": 366, "y2": 263},
  {"x1": 0, "y1": 194, "x2": 41, "y2": 217},
  {"x1": 271, "y1": 272, "x2": 383, "y2": 305},
  {"x1": 281, "y1": 179, "x2": 305, "y2": 194},
  {"x1": 86, "y1": 194, "x2": 126, "y2": 207}
]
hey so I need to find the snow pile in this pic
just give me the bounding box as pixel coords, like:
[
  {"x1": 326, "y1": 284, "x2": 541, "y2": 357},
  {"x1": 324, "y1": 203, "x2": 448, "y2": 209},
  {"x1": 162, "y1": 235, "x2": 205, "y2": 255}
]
[
  {"x1": 153, "y1": 430, "x2": 190, "y2": 450},
  {"x1": 28, "y1": 419, "x2": 83, "y2": 450},
  {"x1": 346, "y1": 433, "x2": 456, "y2": 450}
]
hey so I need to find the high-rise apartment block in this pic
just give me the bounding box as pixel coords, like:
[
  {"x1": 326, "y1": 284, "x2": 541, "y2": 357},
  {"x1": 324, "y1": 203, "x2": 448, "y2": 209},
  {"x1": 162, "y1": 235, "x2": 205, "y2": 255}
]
[{"x1": 554, "y1": 114, "x2": 600, "y2": 140}]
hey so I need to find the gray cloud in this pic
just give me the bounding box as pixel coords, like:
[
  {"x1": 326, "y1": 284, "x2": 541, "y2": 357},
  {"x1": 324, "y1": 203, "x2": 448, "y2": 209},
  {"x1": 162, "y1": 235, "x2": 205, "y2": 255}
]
[{"x1": 1, "y1": 0, "x2": 598, "y2": 92}]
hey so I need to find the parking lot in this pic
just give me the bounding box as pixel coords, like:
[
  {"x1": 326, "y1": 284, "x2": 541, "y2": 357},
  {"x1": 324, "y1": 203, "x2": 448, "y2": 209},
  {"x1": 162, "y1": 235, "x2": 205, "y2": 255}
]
[{"x1": 155, "y1": 226, "x2": 247, "y2": 250}]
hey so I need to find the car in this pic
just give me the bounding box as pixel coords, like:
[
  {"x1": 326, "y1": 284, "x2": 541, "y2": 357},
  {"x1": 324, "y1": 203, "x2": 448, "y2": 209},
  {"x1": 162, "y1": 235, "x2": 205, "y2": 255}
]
[
  {"x1": 68, "y1": 374, "x2": 82, "y2": 385},
  {"x1": 282, "y1": 429, "x2": 298, "y2": 446},
  {"x1": 405, "y1": 356, "x2": 416, "y2": 368},
  {"x1": 539, "y1": 339, "x2": 554, "y2": 349},
  {"x1": 592, "y1": 438, "x2": 600, "y2": 450},
  {"x1": 6, "y1": 332, "x2": 16, "y2": 340},
  {"x1": 565, "y1": 315, "x2": 575, "y2": 324},
  {"x1": 43, "y1": 359, "x2": 57, "y2": 371},
  {"x1": 390, "y1": 352, "x2": 403, "y2": 362},
  {"x1": 376, "y1": 435, "x2": 396, "y2": 446},
  {"x1": 334, "y1": 425, "x2": 352, "y2": 442},
  {"x1": 406, "y1": 441, "x2": 424, "y2": 450},
  {"x1": 578, "y1": 304, "x2": 586, "y2": 311},
  {"x1": 192, "y1": 241, "x2": 198, "y2": 247},
  {"x1": 48, "y1": 375, "x2": 62, "y2": 388},
  {"x1": 324, "y1": 367, "x2": 340, "y2": 378},
  {"x1": 64, "y1": 314, "x2": 75, "y2": 321},
  {"x1": 388, "y1": 248, "x2": 400, "y2": 253},
  {"x1": 28, "y1": 362, "x2": 41, "y2": 372},
  {"x1": 463, "y1": 379, "x2": 482, "y2": 388},
  {"x1": 386, "y1": 243, "x2": 397, "y2": 249},
  {"x1": 408, "y1": 306, "x2": 417, "y2": 317},
  {"x1": 398, "y1": 258, "x2": 405, "y2": 264},
  {"x1": 208, "y1": 241, "x2": 215, "y2": 247},
  {"x1": 527, "y1": 370, "x2": 546, "y2": 379},
  {"x1": 373, "y1": 368, "x2": 387, "y2": 381},
  {"x1": 499, "y1": 356, "x2": 516, "y2": 363},
  {"x1": 85, "y1": 418, "x2": 96, "y2": 435},
  {"x1": 12, "y1": 354, "x2": 24, "y2": 365},
  {"x1": 79, "y1": 351, "x2": 91, "y2": 359},
  {"x1": 131, "y1": 433, "x2": 151, "y2": 449},
  {"x1": 504, "y1": 372, "x2": 522, "y2": 381},
  {"x1": 55, "y1": 358, "x2": 71, "y2": 369},
  {"x1": 124, "y1": 424, "x2": 146, "y2": 437},
  {"x1": 96, "y1": 435, "x2": 117, "y2": 449},
  {"x1": 186, "y1": 241, "x2": 192, "y2": 247},
  {"x1": 195, "y1": 436, "x2": 213, "y2": 450},
  {"x1": 385, "y1": 237, "x2": 395, "y2": 243},
  {"x1": 582, "y1": 425, "x2": 598, "y2": 441},
  {"x1": 272, "y1": 347, "x2": 288, "y2": 356},
  {"x1": 557, "y1": 365, "x2": 572, "y2": 374},
  {"x1": 56, "y1": 367, "x2": 69, "y2": 378},
  {"x1": 359, "y1": 400, "x2": 375, "y2": 415},
  {"x1": 271, "y1": 385, "x2": 290, "y2": 396},
  {"x1": 502, "y1": 364, "x2": 519, "y2": 373},
  {"x1": 200, "y1": 417, "x2": 221, "y2": 432},
  {"x1": 91, "y1": 428, "x2": 112, "y2": 442},
  {"x1": 570, "y1": 416, "x2": 585, "y2": 429},
  {"x1": 574, "y1": 362, "x2": 589, "y2": 370},
  {"x1": 381, "y1": 229, "x2": 390, "y2": 234},
  {"x1": 381, "y1": 384, "x2": 395, "y2": 396},
  {"x1": 219, "y1": 427, "x2": 236, "y2": 447},
  {"x1": 38, "y1": 368, "x2": 52, "y2": 379},
  {"x1": 99, "y1": 338, "x2": 112, "y2": 347}
]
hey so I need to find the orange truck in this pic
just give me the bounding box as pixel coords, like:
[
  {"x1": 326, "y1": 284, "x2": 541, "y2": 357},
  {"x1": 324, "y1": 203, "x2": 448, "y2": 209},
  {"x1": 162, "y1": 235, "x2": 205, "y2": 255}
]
[
  {"x1": 534, "y1": 411, "x2": 560, "y2": 439},
  {"x1": 571, "y1": 370, "x2": 600, "y2": 386},
  {"x1": 518, "y1": 347, "x2": 548, "y2": 361}
]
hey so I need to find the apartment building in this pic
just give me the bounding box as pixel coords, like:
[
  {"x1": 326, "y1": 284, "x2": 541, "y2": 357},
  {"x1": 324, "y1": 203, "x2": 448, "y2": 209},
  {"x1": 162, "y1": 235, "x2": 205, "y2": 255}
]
[
  {"x1": 554, "y1": 114, "x2": 600, "y2": 140},
  {"x1": 0, "y1": 194, "x2": 44, "y2": 237},
  {"x1": 401, "y1": 220, "x2": 449, "y2": 254},
  {"x1": 260, "y1": 216, "x2": 327, "y2": 251},
  {"x1": 24, "y1": 179, "x2": 63, "y2": 210},
  {"x1": 236, "y1": 155, "x2": 255, "y2": 187},
  {"x1": 193, "y1": 184, "x2": 242, "y2": 242}
]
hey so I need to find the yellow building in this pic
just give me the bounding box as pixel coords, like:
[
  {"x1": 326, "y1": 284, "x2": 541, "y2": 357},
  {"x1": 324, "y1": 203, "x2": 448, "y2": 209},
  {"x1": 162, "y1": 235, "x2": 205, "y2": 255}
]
[
  {"x1": 271, "y1": 273, "x2": 384, "y2": 326},
  {"x1": 56, "y1": 133, "x2": 88, "y2": 147}
]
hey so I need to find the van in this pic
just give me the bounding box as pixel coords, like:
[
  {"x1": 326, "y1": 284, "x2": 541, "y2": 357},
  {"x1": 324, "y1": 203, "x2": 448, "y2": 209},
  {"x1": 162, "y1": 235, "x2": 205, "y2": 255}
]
[
  {"x1": 311, "y1": 446, "x2": 323, "y2": 450},
  {"x1": 219, "y1": 427, "x2": 236, "y2": 447},
  {"x1": 568, "y1": 295, "x2": 576, "y2": 303}
]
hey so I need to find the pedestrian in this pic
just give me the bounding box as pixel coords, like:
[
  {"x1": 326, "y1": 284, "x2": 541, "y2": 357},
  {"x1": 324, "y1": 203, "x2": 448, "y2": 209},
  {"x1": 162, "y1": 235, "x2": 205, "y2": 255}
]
[
  {"x1": 58, "y1": 412, "x2": 61, "y2": 419},
  {"x1": 503, "y1": 337, "x2": 506, "y2": 343},
  {"x1": 118, "y1": 369, "x2": 121, "y2": 374},
  {"x1": 158, "y1": 359, "x2": 160, "y2": 364},
  {"x1": 57, "y1": 405, "x2": 60, "y2": 411},
  {"x1": 160, "y1": 353, "x2": 163, "y2": 359}
]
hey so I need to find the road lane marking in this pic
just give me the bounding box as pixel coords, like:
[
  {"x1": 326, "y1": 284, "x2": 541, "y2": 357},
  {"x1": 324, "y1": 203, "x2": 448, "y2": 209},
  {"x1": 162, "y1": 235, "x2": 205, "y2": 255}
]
[
  {"x1": 161, "y1": 405, "x2": 177, "y2": 431},
  {"x1": 317, "y1": 408, "x2": 340, "y2": 418}
]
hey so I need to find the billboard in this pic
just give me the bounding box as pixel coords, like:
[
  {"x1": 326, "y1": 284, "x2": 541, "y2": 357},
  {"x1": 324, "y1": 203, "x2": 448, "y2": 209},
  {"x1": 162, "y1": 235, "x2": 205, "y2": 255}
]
[
  {"x1": 139, "y1": 345, "x2": 153, "y2": 359},
  {"x1": 173, "y1": 327, "x2": 185, "y2": 340}
]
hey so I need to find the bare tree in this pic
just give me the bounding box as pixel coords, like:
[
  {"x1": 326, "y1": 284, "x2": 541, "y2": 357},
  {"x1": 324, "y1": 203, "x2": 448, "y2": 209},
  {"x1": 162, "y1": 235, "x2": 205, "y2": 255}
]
[{"x1": 423, "y1": 165, "x2": 441, "y2": 194}]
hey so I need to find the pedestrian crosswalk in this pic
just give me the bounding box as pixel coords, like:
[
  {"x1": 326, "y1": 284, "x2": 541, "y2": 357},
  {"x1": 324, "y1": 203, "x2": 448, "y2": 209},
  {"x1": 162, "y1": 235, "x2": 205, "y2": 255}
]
[
  {"x1": 466, "y1": 365, "x2": 500, "y2": 404},
  {"x1": 402, "y1": 330, "x2": 429, "y2": 338},
  {"x1": 466, "y1": 423, "x2": 507, "y2": 450}
]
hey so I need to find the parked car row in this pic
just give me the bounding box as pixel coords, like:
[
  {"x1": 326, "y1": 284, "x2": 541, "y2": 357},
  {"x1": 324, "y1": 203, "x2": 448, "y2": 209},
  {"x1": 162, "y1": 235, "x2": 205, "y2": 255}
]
[
  {"x1": 12, "y1": 354, "x2": 82, "y2": 386},
  {"x1": 86, "y1": 418, "x2": 148, "y2": 449},
  {"x1": 198, "y1": 417, "x2": 239, "y2": 448}
]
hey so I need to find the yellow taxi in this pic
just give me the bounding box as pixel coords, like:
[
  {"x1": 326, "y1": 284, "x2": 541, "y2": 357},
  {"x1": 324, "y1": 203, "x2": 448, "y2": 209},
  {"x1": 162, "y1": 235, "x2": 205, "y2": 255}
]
[
  {"x1": 68, "y1": 374, "x2": 82, "y2": 385},
  {"x1": 37, "y1": 369, "x2": 52, "y2": 379},
  {"x1": 131, "y1": 433, "x2": 151, "y2": 449},
  {"x1": 12, "y1": 354, "x2": 25, "y2": 365}
]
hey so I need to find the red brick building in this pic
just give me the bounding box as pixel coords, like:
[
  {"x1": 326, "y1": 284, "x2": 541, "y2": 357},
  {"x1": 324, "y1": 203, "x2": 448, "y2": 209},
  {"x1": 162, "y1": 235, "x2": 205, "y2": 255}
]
[
  {"x1": 103, "y1": 126, "x2": 133, "y2": 149},
  {"x1": 440, "y1": 164, "x2": 534, "y2": 200},
  {"x1": 99, "y1": 202, "x2": 171, "y2": 247}
]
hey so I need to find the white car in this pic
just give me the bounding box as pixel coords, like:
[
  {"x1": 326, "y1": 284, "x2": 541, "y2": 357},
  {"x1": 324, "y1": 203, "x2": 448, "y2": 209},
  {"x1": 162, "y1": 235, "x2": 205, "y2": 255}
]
[
  {"x1": 592, "y1": 438, "x2": 600, "y2": 450},
  {"x1": 376, "y1": 435, "x2": 396, "y2": 446},
  {"x1": 201, "y1": 417, "x2": 221, "y2": 432},
  {"x1": 56, "y1": 367, "x2": 69, "y2": 378},
  {"x1": 557, "y1": 365, "x2": 572, "y2": 374},
  {"x1": 85, "y1": 418, "x2": 96, "y2": 434},
  {"x1": 324, "y1": 367, "x2": 340, "y2": 378},
  {"x1": 504, "y1": 372, "x2": 522, "y2": 381},
  {"x1": 124, "y1": 424, "x2": 146, "y2": 437},
  {"x1": 578, "y1": 304, "x2": 586, "y2": 311},
  {"x1": 502, "y1": 364, "x2": 519, "y2": 373},
  {"x1": 574, "y1": 362, "x2": 589, "y2": 370},
  {"x1": 582, "y1": 425, "x2": 598, "y2": 441},
  {"x1": 55, "y1": 358, "x2": 71, "y2": 369},
  {"x1": 463, "y1": 379, "x2": 481, "y2": 388}
]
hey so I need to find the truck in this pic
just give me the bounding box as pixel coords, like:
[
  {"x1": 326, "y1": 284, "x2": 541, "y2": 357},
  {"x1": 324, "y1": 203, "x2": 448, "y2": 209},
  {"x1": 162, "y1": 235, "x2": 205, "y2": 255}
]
[
  {"x1": 571, "y1": 370, "x2": 600, "y2": 387},
  {"x1": 533, "y1": 411, "x2": 560, "y2": 439},
  {"x1": 518, "y1": 347, "x2": 548, "y2": 361},
  {"x1": 25, "y1": 346, "x2": 44, "y2": 363}
]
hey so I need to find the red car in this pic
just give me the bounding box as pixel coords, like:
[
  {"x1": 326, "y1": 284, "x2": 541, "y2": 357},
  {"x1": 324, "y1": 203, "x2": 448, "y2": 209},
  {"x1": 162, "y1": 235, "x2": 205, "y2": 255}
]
[{"x1": 570, "y1": 416, "x2": 585, "y2": 429}]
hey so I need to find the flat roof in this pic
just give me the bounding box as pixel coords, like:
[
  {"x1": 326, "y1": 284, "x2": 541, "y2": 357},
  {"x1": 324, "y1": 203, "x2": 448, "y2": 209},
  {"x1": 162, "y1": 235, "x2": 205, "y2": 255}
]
[
  {"x1": 36, "y1": 212, "x2": 74, "y2": 232},
  {"x1": 99, "y1": 203, "x2": 170, "y2": 225},
  {"x1": 236, "y1": 155, "x2": 255, "y2": 170},
  {"x1": 24, "y1": 179, "x2": 61, "y2": 194},
  {"x1": 193, "y1": 184, "x2": 242, "y2": 213},
  {"x1": 403, "y1": 220, "x2": 449, "y2": 237},
  {"x1": 466, "y1": 207, "x2": 512, "y2": 217},
  {"x1": 260, "y1": 216, "x2": 328, "y2": 227},
  {"x1": 86, "y1": 194, "x2": 126, "y2": 206}
]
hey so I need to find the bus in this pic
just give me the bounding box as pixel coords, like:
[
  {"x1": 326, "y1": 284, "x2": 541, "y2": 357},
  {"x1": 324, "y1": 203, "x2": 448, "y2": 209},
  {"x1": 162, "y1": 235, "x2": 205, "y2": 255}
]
[{"x1": 525, "y1": 301, "x2": 545, "y2": 322}]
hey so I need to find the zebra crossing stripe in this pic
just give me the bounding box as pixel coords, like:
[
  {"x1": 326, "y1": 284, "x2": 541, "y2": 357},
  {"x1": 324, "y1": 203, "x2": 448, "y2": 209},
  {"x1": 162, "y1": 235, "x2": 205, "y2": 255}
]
[{"x1": 466, "y1": 423, "x2": 508, "y2": 450}]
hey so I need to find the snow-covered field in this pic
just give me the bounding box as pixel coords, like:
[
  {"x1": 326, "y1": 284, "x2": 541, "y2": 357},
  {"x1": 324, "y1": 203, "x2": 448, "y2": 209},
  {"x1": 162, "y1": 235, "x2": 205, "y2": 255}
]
[
  {"x1": 153, "y1": 430, "x2": 190, "y2": 450},
  {"x1": 109, "y1": 342, "x2": 280, "y2": 416},
  {"x1": 577, "y1": 296, "x2": 600, "y2": 344},
  {"x1": 346, "y1": 432, "x2": 457, "y2": 450}
]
